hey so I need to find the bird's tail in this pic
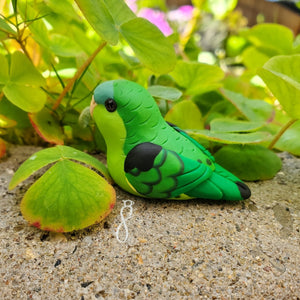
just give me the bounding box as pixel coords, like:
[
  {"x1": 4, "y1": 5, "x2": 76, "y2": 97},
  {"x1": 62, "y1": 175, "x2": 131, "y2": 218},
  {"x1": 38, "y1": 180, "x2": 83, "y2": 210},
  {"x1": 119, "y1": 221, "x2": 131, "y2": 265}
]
[{"x1": 187, "y1": 163, "x2": 251, "y2": 201}]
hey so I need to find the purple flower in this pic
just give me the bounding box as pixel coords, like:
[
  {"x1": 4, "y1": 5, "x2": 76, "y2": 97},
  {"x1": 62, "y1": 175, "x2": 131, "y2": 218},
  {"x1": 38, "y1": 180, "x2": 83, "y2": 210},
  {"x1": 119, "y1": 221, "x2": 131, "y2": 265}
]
[{"x1": 138, "y1": 8, "x2": 173, "y2": 36}]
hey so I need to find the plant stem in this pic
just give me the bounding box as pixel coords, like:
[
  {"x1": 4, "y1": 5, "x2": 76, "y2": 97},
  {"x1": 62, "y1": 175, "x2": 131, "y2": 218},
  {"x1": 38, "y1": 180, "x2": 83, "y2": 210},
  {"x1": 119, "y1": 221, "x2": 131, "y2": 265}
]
[
  {"x1": 268, "y1": 118, "x2": 298, "y2": 150},
  {"x1": 52, "y1": 41, "x2": 107, "y2": 111}
]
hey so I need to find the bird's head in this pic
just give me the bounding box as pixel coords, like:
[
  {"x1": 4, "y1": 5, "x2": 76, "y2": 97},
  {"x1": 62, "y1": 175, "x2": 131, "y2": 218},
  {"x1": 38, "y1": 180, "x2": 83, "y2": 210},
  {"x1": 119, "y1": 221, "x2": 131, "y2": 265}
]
[{"x1": 90, "y1": 80, "x2": 163, "y2": 145}]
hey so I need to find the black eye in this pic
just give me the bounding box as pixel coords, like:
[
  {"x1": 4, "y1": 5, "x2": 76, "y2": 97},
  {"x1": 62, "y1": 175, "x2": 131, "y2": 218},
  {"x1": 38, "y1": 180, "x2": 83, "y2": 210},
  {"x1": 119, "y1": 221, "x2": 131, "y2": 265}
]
[{"x1": 105, "y1": 98, "x2": 117, "y2": 112}]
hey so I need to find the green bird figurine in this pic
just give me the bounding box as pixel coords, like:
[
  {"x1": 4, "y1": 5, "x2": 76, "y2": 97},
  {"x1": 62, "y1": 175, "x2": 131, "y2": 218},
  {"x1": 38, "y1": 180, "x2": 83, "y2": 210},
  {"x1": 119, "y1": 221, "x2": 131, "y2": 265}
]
[{"x1": 90, "y1": 79, "x2": 251, "y2": 201}]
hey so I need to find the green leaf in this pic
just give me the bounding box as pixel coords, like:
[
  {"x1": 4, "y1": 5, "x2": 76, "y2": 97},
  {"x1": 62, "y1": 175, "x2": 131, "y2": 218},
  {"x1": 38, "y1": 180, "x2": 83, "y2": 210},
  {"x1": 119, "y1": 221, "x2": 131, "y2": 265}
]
[
  {"x1": 103, "y1": 0, "x2": 136, "y2": 25},
  {"x1": 20, "y1": 160, "x2": 115, "y2": 232},
  {"x1": 274, "y1": 120, "x2": 300, "y2": 156},
  {"x1": 28, "y1": 108, "x2": 64, "y2": 144},
  {"x1": 165, "y1": 100, "x2": 203, "y2": 129},
  {"x1": 242, "y1": 46, "x2": 270, "y2": 70},
  {"x1": 10, "y1": 51, "x2": 45, "y2": 86},
  {"x1": 210, "y1": 118, "x2": 264, "y2": 133},
  {"x1": 0, "y1": 114, "x2": 17, "y2": 128},
  {"x1": 45, "y1": 0, "x2": 81, "y2": 21},
  {"x1": 0, "y1": 54, "x2": 9, "y2": 84},
  {"x1": 170, "y1": 61, "x2": 224, "y2": 95},
  {"x1": 49, "y1": 34, "x2": 84, "y2": 57},
  {"x1": 187, "y1": 129, "x2": 270, "y2": 144},
  {"x1": 242, "y1": 23, "x2": 294, "y2": 55},
  {"x1": 17, "y1": 2, "x2": 50, "y2": 48},
  {"x1": 214, "y1": 145, "x2": 282, "y2": 181},
  {"x1": 3, "y1": 84, "x2": 46, "y2": 113},
  {"x1": 0, "y1": 17, "x2": 16, "y2": 34},
  {"x1": 221, "y1": 89, "x2": 274, "y2": 122},
  {"x1": 0, "y1": 98, "x2": 31, "y2": 129},
  {"x1": 120, "y1": 17, "x2": 177, "y2": 74},
  {"x1": 0, "y1": 52, "x2": 46, "y2": 112},
  {"x1": 9, "y1": 145, "x2": 112, "y2": 190},
  {"x1": 258, "y1": 54, "x2": 300, "y2": 119},
  {"x1": 75, "y1": 0, "x2": 119, "y2": 45},
  {"x1": 148, "y1": 85, "x2": 182, "y2": 101}
]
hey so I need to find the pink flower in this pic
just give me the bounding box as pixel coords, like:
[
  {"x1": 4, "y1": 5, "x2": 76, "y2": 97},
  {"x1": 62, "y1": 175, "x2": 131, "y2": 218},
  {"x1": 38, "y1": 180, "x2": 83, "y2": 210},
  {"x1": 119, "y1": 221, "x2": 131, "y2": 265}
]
[
  {"x1": 168, "y1": 5, "x2": 194, "y2": 23},
  {"x1": 126, "y1": 0, "x2": 137, "y2": 13},
  {"x1": 138, "y1": 8, "x2": 173, "y2": 36}
]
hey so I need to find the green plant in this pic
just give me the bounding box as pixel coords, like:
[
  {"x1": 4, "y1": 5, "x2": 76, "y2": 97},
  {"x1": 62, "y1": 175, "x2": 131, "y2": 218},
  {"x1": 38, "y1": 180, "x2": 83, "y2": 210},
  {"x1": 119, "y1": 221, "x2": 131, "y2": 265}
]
[
  {"x1": 1, "y1": 0, "x2": 300, "y2": 231},
  {"x1": 9, "y1": 145, "x2": 115, "y2": 232}
]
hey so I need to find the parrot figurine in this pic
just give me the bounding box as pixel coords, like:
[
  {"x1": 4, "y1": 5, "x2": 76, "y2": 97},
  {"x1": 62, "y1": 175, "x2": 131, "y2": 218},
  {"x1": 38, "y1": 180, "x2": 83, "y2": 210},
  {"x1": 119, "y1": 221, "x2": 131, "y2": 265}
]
[{"x1": 90, "y1": 80, "x2": 251, "y2": 201}]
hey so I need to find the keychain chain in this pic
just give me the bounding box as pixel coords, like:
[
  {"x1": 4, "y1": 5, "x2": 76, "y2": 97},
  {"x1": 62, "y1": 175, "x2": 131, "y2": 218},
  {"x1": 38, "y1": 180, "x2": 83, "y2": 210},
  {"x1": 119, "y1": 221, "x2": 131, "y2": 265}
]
[{"x1": 116, "y1": 200, "x2": 134, "y2": 243}]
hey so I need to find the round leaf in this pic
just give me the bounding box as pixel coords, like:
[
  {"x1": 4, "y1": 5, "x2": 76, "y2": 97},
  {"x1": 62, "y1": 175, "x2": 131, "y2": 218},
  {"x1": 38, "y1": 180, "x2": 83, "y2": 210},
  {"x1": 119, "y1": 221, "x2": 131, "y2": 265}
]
[
  {"x1": 49, "y1": 34, "x2": 84, "y2": 57},
  {"x1": 20, "y1": 160, "x2": 116, "y2": 232},
  {"x1": 221, "y1": 89, "x2": 274, "y2": 122},
  {"x1": 242, "y1": 23, "x2": 294, "y2": 55},
  {"x1": 170, "y1": 61, "x2": 224, "y2": 95},
  {"x1": 165, "y1": 100, "x2": 203, "y2": 129},
  {"x1": 187, "y1": 129, "x2": 270, "y2": 144},
  {"x1": 103, "y1": 0, "x2": 136, "y2": 25},
  {"x1": 3, "y1": 84, "x2": 47, "y2": 113},
  {"x1": 10, "y1": 51, "x2": 45, "y2": 86},
  {"x1": 9, "y1": 145, "x2": 112, "y2": 190},
  {"x1": 120, "y1": 17, "x2": 177, "y2": 74},
  {"x1": 274, "y1": 120, "x2": 300, "y2": 156},
  {"x1": 210, "y1": 118, "x2": 264, "y2": 133},
  {"x1": 148, "y1": 85, "x2": 182, "y2": 101},
  {"x1": 75, "y1": 0, "x2": 119, "y2": 45},
  {"x1": 0, "y1": 54, "x2": 9, "y2": 84},
  {"x1": 29, "y1": 108, "x2": 64, "y2": 144},
  {"x1": 214, "y1": 145, "x2": 282, "y2": 181},
  {"x1": 258, "y1": 54, "x2": 300, "y2": 119}
]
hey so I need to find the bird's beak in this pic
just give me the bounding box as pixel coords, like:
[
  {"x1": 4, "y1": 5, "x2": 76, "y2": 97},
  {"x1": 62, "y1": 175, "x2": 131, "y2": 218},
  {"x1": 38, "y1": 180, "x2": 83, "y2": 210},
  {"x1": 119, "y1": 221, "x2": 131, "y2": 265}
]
[{"x1": 90, "y1": 96, "x2": 97, "y2": 117}]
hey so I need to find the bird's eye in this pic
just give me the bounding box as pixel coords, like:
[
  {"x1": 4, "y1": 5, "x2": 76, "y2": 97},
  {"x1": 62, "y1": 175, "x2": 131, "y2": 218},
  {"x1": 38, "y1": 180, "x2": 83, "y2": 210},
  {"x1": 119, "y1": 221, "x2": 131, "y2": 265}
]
[{"x1": 105, "y1": 98, "x2": 117, "y2": 112}]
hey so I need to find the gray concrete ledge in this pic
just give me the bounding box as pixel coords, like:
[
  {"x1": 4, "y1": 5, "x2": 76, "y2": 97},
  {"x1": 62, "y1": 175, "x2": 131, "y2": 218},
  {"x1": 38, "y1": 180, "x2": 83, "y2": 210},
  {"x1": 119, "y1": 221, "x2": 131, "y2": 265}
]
[{"x1": 0, "y1": 146, "x2": 299, "y2": 299}]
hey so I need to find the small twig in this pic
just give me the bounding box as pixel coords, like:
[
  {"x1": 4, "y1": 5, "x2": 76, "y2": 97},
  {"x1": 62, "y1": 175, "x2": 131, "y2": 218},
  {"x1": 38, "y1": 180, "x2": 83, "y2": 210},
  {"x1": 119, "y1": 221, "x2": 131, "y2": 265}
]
[
  {"x1": 268, "y1": 118, "x2": 298, "y2": 150},
  {"x1": 52, "y1": 41, "x2": 107, "y2": 111}
]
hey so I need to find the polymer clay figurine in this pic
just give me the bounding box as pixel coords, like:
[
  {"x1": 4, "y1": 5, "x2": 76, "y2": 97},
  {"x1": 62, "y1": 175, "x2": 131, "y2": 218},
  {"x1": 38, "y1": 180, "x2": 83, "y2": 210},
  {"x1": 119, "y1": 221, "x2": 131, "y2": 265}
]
[{"x1": 90, "y1": 80, "x2": 251, "y2": 201}]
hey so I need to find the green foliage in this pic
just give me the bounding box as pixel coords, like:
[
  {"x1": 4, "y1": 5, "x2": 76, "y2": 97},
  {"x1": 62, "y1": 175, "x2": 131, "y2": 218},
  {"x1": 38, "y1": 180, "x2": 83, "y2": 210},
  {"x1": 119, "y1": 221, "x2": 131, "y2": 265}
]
[
  {"x1": 258, "y1": 55, "x2": 300, "y2": 119},
  {"x1": 0, "y1": 0, "x2": 300, "y2": 230},
  {"x1": 214, "y1": 145, "x2": 282, "y2": 181},
  {"x1": 9, "y1": 146, "x2": 114, "y2": 232},
  {"x1": 0, "y1": 52, "x2": 46, "y2": 112}
]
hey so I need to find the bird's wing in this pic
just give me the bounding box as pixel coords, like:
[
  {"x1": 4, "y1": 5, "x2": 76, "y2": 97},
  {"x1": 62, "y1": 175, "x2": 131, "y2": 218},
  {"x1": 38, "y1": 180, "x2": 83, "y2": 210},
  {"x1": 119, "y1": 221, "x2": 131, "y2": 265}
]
[
  {"x1": 167, "y1": 122, "x2": 215, "y2": 162},
  {"x1": 124, "y1": 142, "x2": 213, "y2": 199}
]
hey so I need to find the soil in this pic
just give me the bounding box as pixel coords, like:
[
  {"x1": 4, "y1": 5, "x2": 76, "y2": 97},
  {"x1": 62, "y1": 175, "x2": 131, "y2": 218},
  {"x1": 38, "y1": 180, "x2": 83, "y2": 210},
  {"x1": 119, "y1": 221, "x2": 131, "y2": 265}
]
[{"x1": 0, "y1": 146, "x2": 299, "y2": 299}]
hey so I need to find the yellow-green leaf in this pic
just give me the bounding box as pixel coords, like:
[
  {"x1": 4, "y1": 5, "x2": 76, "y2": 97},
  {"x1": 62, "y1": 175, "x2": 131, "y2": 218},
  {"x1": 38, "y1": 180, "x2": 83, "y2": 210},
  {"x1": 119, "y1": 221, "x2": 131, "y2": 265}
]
[
  {"x1": 20, "y1": 160, "x2": 115, "y2": 232},
  {"x1": 165, "y1": 100, "x2": 203, "y2": 129},
  {"x1": 120, "y1": 17, "x2": 176, "y2": 74},
  {"x1": 258, "y1": 54, "x2": 300, "y2": 119}
]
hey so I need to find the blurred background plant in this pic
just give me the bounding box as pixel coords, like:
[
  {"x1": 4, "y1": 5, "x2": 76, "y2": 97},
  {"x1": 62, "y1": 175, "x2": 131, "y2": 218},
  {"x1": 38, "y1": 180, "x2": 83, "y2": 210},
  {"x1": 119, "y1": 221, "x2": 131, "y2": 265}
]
[{"x1": 1, "y1": 0, "x2": 300, "y2": 181}]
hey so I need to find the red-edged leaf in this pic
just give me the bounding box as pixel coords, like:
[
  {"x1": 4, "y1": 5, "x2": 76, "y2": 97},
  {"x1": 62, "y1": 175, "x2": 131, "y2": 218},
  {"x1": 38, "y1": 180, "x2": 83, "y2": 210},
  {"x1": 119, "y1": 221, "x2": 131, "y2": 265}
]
[
  {"x1": 0, "y1": 138, "x2": 6, "y2": 158},
  {"x1": 29, "y1": 108, "x2": 64, "y2": 145}
]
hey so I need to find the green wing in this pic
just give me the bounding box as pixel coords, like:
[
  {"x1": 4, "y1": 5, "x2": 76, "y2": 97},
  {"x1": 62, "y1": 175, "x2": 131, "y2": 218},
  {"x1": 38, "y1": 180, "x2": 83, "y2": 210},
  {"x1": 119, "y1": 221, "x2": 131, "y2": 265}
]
[
  {"x1": 124, "y1": 142, "x2": 212, "y2": 199},
  {"x1": 124, "y1": 142, "x2": 251, "y2": 200}
]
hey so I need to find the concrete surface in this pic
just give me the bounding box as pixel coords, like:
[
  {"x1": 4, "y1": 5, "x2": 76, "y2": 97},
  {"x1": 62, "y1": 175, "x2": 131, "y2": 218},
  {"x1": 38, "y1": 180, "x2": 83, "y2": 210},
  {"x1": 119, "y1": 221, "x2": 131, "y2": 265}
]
[{"x1": 0, "y1": 146, "x2": 299, "y2": 299}]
